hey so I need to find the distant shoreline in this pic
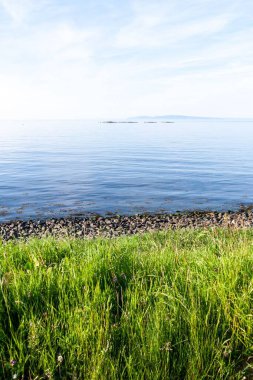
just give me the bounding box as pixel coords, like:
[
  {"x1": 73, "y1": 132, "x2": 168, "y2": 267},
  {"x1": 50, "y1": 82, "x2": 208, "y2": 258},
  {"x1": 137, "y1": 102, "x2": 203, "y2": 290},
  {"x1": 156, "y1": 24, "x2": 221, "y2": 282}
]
[
  {"x1": 1, "y1": 208, "x2": 252, "y2": 241},
  {"x1": 100, "y1": 120, "x2": 174, "y2": 123}
]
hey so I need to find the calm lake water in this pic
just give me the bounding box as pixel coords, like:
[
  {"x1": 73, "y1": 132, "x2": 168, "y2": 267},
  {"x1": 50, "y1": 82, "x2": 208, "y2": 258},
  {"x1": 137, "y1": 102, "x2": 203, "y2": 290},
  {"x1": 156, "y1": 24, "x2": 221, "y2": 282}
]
[{"x1": 0, "y1": 119, "x2": 253, "y2": 222}]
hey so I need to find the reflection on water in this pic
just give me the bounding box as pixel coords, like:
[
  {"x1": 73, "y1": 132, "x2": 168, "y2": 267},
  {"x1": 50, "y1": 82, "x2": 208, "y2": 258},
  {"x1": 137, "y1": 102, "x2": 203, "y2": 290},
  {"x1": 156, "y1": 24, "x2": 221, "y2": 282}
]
[{"x1": 0, "y1": 119, "x2": 253, "y2": 221}]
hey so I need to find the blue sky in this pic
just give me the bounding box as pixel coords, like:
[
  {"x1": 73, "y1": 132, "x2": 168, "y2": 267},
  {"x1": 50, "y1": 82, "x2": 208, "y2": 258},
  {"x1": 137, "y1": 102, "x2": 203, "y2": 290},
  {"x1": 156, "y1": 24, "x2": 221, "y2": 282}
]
[{"x1": 0, "y1": 0, "x2": 252, "y2": 119}]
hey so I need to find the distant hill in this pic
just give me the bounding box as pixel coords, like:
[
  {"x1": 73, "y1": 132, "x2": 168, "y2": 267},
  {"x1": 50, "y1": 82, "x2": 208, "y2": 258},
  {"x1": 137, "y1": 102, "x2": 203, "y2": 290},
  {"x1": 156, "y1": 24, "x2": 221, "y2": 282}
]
[{"x1": 129, "y1": 115, "x2": 222, "y2": 121}]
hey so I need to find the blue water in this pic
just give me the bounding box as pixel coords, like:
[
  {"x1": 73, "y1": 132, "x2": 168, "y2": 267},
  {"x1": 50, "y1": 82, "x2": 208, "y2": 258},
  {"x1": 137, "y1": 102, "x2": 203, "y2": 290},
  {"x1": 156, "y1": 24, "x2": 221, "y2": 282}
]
[{"x1": 0, "y1": 119, "x2": 253, "y2": 221}]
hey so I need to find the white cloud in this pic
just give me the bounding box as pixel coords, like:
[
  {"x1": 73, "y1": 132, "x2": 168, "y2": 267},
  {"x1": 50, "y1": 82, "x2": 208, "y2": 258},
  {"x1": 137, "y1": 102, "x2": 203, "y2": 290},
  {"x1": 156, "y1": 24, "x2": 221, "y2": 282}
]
[
  {"x1": 0, "y1": 0, "x2": 28, "y2": 23},
  {"x1": 0, "y1": 22, "x2": 98, "y2": 70},
  {"x1": 0, "y1": 0, "x2": 252, "y2": 118},
  {"x1": 116, "y1": 14, "x2": 232, "y2": 49},
  {"x1": 0, "y1": 0, "x2": 49, "y2": 25}
]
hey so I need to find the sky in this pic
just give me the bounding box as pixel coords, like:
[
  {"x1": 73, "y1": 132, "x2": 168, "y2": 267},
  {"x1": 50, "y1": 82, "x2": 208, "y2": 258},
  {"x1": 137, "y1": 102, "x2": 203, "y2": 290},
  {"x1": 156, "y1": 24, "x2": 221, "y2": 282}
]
[{"x1": 0, "y1": 0, "x2": 252, "y2": 119}]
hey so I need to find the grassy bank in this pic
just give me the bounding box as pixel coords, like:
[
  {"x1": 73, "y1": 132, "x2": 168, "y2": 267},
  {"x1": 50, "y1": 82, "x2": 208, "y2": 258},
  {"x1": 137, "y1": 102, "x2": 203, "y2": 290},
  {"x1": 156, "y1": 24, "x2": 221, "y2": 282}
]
[{"x1": 0, "y1": 229, "x2": 253, "y2": 379}]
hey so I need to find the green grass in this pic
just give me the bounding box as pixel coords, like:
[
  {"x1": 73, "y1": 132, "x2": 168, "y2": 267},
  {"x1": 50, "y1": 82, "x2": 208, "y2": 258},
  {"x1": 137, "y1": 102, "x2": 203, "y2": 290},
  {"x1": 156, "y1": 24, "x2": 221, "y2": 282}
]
[{"x1": 0, "y1": 229, "x2": 253, "y2": 379}]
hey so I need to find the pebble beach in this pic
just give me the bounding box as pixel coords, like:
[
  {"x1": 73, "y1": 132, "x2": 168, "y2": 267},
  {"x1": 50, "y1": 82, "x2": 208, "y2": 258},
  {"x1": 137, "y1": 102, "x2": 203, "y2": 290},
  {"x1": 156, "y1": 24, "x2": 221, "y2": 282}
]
[{"x1": 1, "y1": 209, "x2": 253, "y2": 241}]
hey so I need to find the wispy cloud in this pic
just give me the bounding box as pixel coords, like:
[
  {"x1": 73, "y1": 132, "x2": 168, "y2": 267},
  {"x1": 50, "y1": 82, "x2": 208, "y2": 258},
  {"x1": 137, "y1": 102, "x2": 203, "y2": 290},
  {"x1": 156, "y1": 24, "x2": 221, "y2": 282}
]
[
  {"x1": 0, "y1": 0, "x2": 50, "y2": 25},
  {"x1": 0, "y1": 0, "x2": 252, "y2": 118},
  {"x1": 0, "y1": 0, "x2": 30, "y2": 24},
  {"x1": 115, "y1": 8, "x2": 234, "y2": 49}
]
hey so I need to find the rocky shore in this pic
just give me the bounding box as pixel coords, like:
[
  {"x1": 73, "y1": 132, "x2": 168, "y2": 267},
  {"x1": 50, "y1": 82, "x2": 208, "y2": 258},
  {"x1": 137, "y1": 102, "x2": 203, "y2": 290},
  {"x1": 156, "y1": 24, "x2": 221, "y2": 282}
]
[{"x1": 0, "y1": 209, "x2": 253, "y2": 241}]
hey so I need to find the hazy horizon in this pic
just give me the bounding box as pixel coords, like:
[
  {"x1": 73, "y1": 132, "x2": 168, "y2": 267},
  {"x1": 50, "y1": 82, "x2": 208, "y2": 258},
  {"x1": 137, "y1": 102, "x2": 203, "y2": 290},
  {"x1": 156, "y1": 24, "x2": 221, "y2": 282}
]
[{"x1": 1, "y1": 115, "x2": 253, "y2": 122}]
